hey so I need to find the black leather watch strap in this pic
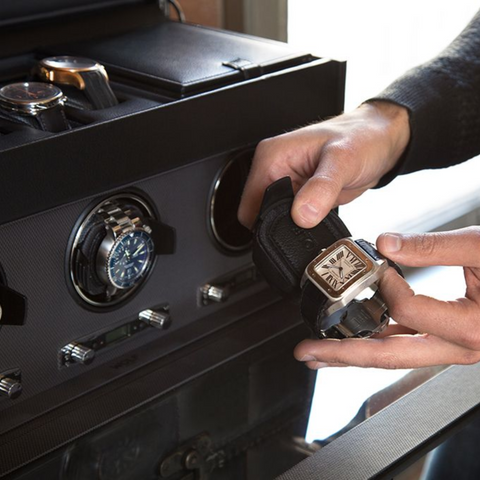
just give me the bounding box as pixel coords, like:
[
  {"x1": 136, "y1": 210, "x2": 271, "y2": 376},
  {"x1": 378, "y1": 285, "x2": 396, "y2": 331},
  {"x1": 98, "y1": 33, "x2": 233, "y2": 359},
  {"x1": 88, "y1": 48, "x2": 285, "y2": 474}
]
[
  {"x1": 36, "y1": 105, "x2": 70, "y2": 133},
  {"x1": 0, "y1": 105, "x2": 70, "y2": 133},
  {"x1": 355, "y1": 239, "x2": 404, "y2": 277},
  {"x1": 81, "y1": 70, "x2": 118, "y2": 109},
  {"x1": 252, "y1": 177, "x2": 351, "y2": 296},
  {"x1": 300, "y1": 280, "x2": 336, "y2": 337}
]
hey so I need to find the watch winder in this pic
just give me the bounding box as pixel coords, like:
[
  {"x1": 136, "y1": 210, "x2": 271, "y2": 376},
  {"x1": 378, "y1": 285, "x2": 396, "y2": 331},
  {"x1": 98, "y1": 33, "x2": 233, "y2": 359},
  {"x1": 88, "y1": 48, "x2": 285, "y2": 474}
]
[{"x1": 0, "y1": 1, "x2": 346, "y2": 478}]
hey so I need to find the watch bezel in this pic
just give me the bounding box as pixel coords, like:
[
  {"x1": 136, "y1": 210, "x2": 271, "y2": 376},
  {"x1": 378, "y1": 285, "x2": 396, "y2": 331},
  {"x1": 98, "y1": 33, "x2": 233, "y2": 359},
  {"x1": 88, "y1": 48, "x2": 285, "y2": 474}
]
[
  {"x1": 302, "y1": 237, "x2": 388, "y2": 316},
  {"x1": 37, "y1": 56, "x2": 108, "y2": 90},
  {"x1": 0, "y1": 82, "x2": 65, "y2": 116},
  {"x1": 104, "y1": 229, "x2": 155, "y2": 290}
]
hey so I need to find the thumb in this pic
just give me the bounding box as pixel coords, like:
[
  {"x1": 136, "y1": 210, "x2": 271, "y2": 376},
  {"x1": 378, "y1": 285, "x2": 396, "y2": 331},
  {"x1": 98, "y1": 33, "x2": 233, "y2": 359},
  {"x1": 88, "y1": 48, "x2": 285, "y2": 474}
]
[
  {"x1": 291, "y1": 149, "x2": 352, "y2": 228},
  {"x1": 291, "y1": 174, "x2": 342, "y2": 228},
  {"x1": 376, "y1": 228, "x2": 480, "y2": 268}
]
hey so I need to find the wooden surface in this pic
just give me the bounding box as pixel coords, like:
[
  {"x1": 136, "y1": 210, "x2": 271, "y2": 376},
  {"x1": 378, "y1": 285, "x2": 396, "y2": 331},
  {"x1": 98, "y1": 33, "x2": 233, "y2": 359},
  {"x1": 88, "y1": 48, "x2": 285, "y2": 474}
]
[{"x1": 171, "y1": 0, "x2": 224, "y2": 28}]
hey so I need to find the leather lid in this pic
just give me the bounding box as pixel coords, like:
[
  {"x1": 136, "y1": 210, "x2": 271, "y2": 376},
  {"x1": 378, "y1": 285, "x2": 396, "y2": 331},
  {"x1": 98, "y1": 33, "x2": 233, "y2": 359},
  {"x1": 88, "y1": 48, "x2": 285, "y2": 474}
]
[
  {"x1": 60, "y1": 22, "x2": 313, "y2": 97},
  {"x1": 0, "y1": 0, "x2": 151, "y2": 28}
]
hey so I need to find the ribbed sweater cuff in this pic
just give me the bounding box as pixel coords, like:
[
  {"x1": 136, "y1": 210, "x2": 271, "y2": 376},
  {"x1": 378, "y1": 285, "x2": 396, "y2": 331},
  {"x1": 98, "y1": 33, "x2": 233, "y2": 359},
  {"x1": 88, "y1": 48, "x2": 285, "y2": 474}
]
[{"x1": 367, "y1": 63, "x2": 460, "y2": 187}]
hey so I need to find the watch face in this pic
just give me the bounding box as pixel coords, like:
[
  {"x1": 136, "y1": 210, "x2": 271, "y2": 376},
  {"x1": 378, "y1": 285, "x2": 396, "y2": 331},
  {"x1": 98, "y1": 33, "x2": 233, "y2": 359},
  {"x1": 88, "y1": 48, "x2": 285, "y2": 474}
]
[
  {"x1": 314, "y1": 244, "x2": 367, "y2": 292},
  {"x1": 107, "y1": 230, "x2": 155, "y2": 289},
  {"x1": 40, "y1": 56, "x2": 100, "y2": 72},
  {"x1": 0, "y1": 82, "x2": 63, "y2": 106},
  {"x1": 307, "y1": 239, "x2": 374, "y2": 298}
]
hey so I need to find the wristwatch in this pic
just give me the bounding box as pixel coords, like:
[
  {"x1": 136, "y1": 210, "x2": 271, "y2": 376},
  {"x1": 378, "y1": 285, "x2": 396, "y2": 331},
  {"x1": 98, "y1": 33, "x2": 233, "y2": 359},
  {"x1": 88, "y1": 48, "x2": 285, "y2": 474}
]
[
  {"x1": 300, "y1": 237, "x2": 395, "y2": 339},
  {"x1": 71, "y1": 195, "x2": 176, "y2": 307},
  {"x1": 96, "y1": 203, "x2": 155, "y2": 290},
  {"x1": 0, "y1": 82, "x2": 70, "y2": 132},
  {"x1": 252, "y1": 177, "x2": 402, "y2": 339},
  {"x1": 35, "y1": 56, "x2": 118, "y2": 110}
]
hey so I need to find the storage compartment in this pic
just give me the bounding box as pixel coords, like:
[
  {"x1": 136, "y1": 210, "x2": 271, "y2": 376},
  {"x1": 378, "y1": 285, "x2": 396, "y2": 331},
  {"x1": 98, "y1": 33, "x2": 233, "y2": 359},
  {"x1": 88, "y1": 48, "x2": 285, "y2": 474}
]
[
  {"x1": 60, "y1": 22, "x2": 313, "y2": 97},
  {"x1": 0, "y1": 3, "x2": 346, "y2": 477}
]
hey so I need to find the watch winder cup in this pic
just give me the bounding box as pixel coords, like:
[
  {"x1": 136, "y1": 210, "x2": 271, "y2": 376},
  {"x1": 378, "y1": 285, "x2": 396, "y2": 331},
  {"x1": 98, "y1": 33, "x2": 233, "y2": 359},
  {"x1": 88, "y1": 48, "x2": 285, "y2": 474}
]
[
  {"x1": 69, "y1": 193, "x2": 175, "y2": 309},
  {"x1": 208, "y1": 148, "x2": 253, "y2": 254}
]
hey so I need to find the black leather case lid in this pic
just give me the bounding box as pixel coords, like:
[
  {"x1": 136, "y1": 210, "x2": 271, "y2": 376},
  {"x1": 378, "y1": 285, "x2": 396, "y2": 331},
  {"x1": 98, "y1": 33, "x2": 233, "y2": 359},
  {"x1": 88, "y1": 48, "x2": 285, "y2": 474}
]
[
  {"x1": 60, "y1": 22, "x2": 312, "y2": 96},
  {"x1": 0, "y1": 0, "x2": 149, "y2": 28}
]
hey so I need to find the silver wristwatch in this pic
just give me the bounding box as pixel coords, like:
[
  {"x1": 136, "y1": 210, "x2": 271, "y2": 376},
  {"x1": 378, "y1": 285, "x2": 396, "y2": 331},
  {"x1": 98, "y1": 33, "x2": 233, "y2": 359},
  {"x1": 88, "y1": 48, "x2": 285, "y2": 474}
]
[
  {"x1": 96, "y1": 203, "x2": 155, "y2": 290},
  {"x1": 300, "y1": 238, "x2": 400, "y2": 339}
]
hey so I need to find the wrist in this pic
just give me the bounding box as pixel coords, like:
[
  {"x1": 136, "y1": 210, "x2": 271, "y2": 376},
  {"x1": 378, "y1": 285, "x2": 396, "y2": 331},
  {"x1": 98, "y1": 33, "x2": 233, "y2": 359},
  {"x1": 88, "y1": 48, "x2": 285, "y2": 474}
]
[{"x1": 360, "y1": 100, "x2": 411, "y2": 174}]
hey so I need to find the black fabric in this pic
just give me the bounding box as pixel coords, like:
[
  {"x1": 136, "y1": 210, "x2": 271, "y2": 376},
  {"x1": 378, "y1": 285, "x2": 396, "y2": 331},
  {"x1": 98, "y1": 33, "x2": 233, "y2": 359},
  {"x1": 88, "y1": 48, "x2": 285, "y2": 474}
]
[
  {"x1": 372, "y1": 8, "x2": 480, "y2": 187},
  {"x1": 82, "y1": 69, "x2": 118, "y2": 109},
  {"x1": 252, "y1": 177, "x2": 351, "y2": 297}
]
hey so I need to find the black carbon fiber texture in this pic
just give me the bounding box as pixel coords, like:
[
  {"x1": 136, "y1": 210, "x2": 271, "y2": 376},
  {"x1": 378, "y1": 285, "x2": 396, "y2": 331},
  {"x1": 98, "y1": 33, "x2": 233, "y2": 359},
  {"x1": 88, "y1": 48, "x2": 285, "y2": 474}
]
[
  {"x1": 0, "y1": 301, "x2": 311, "y2": 477},
  {"x1": 0, "y1": 150, "x2": 259, "y2": 425},
  {"x1": 276, "y1": 363, "x2": 480, "y2": 480}
]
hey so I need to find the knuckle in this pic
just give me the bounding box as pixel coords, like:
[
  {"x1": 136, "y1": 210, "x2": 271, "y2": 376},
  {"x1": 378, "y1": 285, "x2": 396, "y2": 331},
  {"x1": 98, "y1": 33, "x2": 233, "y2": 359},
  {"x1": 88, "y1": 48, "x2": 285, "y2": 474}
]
[
  {"x1": 415, "y1": 233, "x2": 437, "y2": 256},
  {"x1": 309, "y1": 173, "x2": 341, "y2": 194},
  {"x1": 253, "y1": 137, "x2": 275, "y2": 160},
  {"x1": 251, "y1": 138, "x2": 291, "y2": 185},
  {"x1": 465, "y1": 227, "x2": 480, "y2": 257},
  {"x1": 374, "y1": 350, "x2": 402, "y2": 369},
  {"x1": 459, "y1": 350, "x2": 480, "y2": 365},
  {"x1": 322, "y1": 140, "x2": 354, "y2": 161},
  {"x1": 387, "y1": 299, "x2": 411, "y2": 323},
  {"x1": 457, "y1": 326, "x2": 480, "y2": 352}
]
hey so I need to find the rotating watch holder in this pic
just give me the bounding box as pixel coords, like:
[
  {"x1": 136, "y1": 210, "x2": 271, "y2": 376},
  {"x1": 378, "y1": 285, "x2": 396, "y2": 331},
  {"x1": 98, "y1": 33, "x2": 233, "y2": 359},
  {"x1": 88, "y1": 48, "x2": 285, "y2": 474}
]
[{"x1": 69, "y1": 193, "x2": 176, "y2": 309}]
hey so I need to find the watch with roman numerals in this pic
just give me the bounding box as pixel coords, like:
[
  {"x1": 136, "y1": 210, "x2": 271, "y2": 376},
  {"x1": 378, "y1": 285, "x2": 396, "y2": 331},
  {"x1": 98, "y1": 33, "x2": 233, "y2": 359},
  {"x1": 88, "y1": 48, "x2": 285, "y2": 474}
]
[
  {"x1": 300, "y1": 237, "x2": 397, "y2": 339},
  {"x1": 252, "y1": 176, "x2": 402, "y2": 339}
]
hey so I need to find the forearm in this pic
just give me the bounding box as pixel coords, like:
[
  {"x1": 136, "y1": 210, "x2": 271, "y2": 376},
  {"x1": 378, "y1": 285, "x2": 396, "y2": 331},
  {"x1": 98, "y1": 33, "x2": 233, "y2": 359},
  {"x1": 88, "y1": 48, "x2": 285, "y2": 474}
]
[{"x1": 371, "y1": 8, "x2": 480, "y2": 185}]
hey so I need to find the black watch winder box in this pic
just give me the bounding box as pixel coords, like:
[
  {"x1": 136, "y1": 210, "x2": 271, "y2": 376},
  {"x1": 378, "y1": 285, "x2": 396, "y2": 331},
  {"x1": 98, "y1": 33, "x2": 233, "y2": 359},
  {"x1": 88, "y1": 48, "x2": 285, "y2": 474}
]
[{"x1": 0, "y1": 1, "x2": 346, "y2": 478}]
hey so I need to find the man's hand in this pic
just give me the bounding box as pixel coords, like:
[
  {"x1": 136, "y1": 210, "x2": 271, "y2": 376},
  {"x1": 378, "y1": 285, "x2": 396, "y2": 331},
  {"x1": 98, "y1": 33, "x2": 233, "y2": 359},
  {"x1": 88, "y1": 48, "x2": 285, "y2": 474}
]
[
  {"x1": 294, "y1": 227, "x2": 480, "y2": 370},
  {"x1": 238, "y1": 101, "x2": 410, "y2": 229}
]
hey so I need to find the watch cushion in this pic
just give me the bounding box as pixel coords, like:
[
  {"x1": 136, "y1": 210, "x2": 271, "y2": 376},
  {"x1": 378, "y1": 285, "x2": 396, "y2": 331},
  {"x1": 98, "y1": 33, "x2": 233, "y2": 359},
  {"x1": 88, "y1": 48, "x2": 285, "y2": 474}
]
[
  {"x1": 252, "y1": 177, "x2": 351, "y2": 297},
  {"x1": 74, "y1": 217, "x2": 107, "y2": 296}
]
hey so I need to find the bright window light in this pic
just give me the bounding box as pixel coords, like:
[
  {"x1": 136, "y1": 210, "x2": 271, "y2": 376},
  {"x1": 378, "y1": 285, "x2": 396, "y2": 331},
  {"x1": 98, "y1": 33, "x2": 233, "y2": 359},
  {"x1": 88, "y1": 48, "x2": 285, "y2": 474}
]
[{"x1": 288, "y1": 0, "x2": 480, "y2": 239}]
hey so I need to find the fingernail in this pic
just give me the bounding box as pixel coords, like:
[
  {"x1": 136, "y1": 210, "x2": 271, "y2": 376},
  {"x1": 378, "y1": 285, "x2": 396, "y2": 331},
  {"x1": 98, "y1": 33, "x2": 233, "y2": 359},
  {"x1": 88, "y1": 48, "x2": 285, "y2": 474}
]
[
  {"x1": 298, "y1": 203, "x2": 320, "y2": 225},
  {"x1": 300, "y1": 354, "x2": 317, "y2": 362},
  {"x1": 382, "y1": 233, "x2": 402, "y2": 253}
]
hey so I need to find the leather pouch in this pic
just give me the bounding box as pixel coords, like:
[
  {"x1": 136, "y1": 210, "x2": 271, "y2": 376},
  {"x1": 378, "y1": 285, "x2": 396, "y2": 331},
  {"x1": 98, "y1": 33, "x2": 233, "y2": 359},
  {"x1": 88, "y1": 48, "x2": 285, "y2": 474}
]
[{"x1": 252, "y1": 177, "x2": 351, "y2": 297}]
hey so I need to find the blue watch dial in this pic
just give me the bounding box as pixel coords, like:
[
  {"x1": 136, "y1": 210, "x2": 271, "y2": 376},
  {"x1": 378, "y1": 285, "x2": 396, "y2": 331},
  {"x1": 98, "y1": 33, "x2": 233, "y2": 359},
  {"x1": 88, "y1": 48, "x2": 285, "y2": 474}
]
[{"x1": 107, "y1": 230, "x2": 154, "y2": 289}]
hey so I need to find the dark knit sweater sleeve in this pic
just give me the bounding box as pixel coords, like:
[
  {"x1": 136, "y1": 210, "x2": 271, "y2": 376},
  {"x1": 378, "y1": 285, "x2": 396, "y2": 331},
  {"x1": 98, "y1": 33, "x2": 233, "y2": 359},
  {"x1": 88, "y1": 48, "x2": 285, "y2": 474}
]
[{"x1": 370, "y1": 8, "x2": 480, "y2": 187}]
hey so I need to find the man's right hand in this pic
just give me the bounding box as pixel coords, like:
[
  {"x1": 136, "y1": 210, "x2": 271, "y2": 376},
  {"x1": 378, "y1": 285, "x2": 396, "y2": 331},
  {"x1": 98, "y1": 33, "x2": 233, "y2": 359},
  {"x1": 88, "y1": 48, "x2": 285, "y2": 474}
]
[{"x1": 238, "y1": 101, "x2": 410, "y2": 230}]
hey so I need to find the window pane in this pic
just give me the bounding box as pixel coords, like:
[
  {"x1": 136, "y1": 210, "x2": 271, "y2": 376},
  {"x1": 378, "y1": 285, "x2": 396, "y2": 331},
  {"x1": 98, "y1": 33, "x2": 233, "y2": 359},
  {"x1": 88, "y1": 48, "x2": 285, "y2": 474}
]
[{"x1": 288, "y1": 1, "x2": 480, "y2": 237}]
